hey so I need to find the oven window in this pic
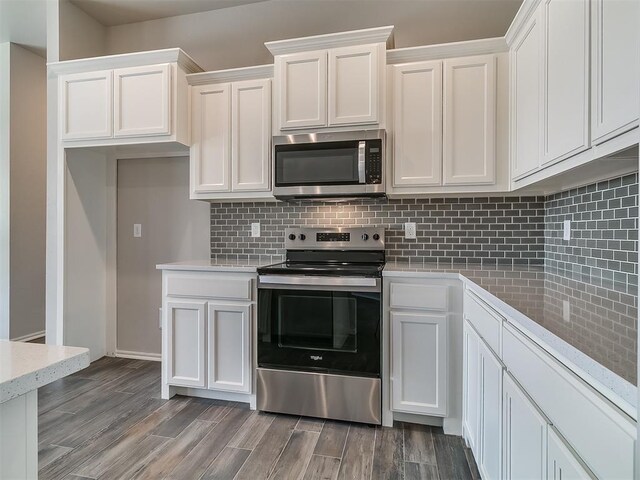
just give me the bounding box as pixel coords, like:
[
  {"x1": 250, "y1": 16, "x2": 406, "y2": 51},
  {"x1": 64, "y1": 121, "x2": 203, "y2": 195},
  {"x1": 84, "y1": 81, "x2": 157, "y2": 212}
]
[
  {"x1": 275, "y1": 147, "x2": 359, "y2": 186},
  {"x1": 277, "y1": 292, "x2": 357, "y2": 352}
]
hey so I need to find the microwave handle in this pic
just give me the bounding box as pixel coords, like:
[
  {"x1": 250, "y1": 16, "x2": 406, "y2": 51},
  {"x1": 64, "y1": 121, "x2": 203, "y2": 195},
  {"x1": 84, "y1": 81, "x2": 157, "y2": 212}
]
[{"x1": 358, "y1": 141, "x2": 366, "y2": 184}]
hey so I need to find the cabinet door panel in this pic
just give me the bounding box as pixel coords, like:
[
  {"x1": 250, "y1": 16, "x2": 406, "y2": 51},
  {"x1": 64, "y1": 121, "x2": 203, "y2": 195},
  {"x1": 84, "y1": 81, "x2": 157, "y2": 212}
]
[
  {"x1": 503, "y1": 374, "x2": 546, "y2": 480},
  {"x1": 479, "y1": 338, "x2": 502, "y2": 480},
  {"x1": 392, "y1": 61, "x2": 443, "y2": 187},
  {"x1": 167, "y1": 300, "x2": 206, "y2": 388},
  {"x1": 591, "y1": 0, "x2": 640, "y2": 144},
  {"x1": 443, "y1": 55, "x2": 496, "y2": 185},
  {"x1": 541, "y1": 0, "x2": 589, "y2": 164},
  {"x1": 548, "y1": 427, "x2": 596, "y2": 480},
  {"x1": 191, "y1": 83, "x2": 231, "y2": 193},
  {"x1": 114, "y1": 63, "x2": 171, "y2": 137},
  {"x1": 276, "y1": 51, "x2": 327, "y2": 129},
  {"x1": 232, "y1": 79, "x2": 271, "y2": 192},
  {"x1": 61, "y1": 70, "x2": 113, "y2": 140},
  {"x1": 329, "y1": 44, "x2": 379, "y2": 126},
  {"x1": 391, "y1": 311, "x2": 447, "y2": 416},
  {"x1": 511, "y1": 9, "x2": 542, "y2": 180},
  {"x1": 463, "y1": 322, "x2": 481, "y2": 456},
  {"x1": 207, "y1": 303, "x2": 251, "y2": 393}
]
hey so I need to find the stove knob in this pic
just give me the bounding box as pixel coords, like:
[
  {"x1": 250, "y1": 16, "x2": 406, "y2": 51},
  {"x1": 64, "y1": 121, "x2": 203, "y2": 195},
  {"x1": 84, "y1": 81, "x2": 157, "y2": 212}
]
[
  {"x1": 288, "y1": 234, "x2": 296, "y2": 241},
  {"x1": 373, "y1": 233, "x2": 380, "y2": 241},
  {"x1": 299, "y1": 233, "x2": 306, "y2": 241},
  {"x1": 361, "y1": 233, "x2": 369, "y2": 241}
]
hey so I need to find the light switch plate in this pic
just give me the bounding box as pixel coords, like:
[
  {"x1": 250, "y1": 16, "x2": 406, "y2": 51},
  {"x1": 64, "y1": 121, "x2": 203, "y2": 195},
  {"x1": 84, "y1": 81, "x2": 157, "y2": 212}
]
[
  {"x1": 251, "y1": 223, "x2": 261, "y2": 237},
  {"x1": 404, "y1": 222, "x2": 417, "y2": 239},
  {"x1": 133, "y1": 224, "x2": 142, "y2": 238},
  {"x1": 563, "y1": 220, "x2": 571, "y2": 241}
]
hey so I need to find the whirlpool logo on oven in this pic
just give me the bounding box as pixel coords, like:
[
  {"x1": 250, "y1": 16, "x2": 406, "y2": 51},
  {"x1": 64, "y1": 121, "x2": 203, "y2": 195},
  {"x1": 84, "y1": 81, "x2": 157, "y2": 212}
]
[{"x1": 310, "y1": 355, "x2": 323, "y2": 361}]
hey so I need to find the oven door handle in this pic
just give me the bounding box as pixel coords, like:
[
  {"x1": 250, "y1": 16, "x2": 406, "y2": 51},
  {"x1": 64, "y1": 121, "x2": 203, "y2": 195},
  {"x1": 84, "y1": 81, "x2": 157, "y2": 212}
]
[
  {"x1": 357, "y1": 141, "x2": 366, "y2": 184},
  {"x1": 259, "y1": 275, "x2": 378, "y2": 288}
]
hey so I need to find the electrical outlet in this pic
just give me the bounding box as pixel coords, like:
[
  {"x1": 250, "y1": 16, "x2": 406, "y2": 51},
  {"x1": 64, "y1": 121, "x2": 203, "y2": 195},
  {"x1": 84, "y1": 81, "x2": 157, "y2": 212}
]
[
  {"x1": 404, "y1": 222, "x2": 417, "y2": 239},
  {"x1": 563, "y1": 220, "x2": 571, "y2": 241},
  {"x1": 251, "y1": 223, "x2": 261, "y2": 237},
  {"x1": 563, "y1": 300, "x2": 571, "y2": 322},
  {"x1": 133, "y1": 224, "x2": 142, "y2": 238}
]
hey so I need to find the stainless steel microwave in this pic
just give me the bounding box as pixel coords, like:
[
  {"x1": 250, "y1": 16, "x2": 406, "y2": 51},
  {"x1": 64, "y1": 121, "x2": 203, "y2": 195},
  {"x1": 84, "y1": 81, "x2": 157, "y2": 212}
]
[{"x1": 272, "y1": 130, "x2": 385, "y2": 200}]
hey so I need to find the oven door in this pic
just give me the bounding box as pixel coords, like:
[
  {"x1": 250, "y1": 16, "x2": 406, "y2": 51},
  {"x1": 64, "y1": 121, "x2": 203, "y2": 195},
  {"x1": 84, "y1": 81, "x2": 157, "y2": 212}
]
[{"x1": 257, "y1": 276, "x2": 381, "y2": 377}]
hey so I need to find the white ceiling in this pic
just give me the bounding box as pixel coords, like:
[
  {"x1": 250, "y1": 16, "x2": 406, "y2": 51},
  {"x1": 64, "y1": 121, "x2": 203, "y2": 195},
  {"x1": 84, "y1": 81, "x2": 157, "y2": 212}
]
[
  {"x1": 0, "y1": 0, "x2": 47, "y2": 57},
  {"x1": 68, "y1": 0, "x2": 271, "y2": 26}
]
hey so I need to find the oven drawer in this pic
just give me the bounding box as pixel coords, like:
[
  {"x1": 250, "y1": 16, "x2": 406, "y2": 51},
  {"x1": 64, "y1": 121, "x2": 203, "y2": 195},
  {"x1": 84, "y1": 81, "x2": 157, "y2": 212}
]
[
  {"x1": 166, "y1": 273, "x2": 253, "y2": 301},
  {"x1": 389, "y1": 282, "x2": 449, "y2": 311}
]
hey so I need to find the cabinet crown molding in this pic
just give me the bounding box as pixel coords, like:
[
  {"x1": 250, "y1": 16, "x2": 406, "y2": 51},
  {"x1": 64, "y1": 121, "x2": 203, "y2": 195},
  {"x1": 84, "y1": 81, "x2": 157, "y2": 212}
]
[
  {"x1": 48, "y1": 48, "x2": 203, "y2": 76},
  {"x1": 265, "y1": 25, "x2": 394, "y2": 56},
  {"x1": 387, "y1": 37, "x2": 507, "y2": 65},
  {"x1": 505, "y1": 0, "x2": 543, "y2": 47},
  {"x1": 187, "y1": 64, "x2": 274, "y2": 85}
]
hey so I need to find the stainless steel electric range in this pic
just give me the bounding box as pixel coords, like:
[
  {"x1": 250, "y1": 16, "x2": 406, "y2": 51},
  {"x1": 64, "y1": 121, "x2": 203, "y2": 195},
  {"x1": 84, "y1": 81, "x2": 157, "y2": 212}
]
[{"x1": 256, "y1": 227, "x2": 385, "y2": 425}]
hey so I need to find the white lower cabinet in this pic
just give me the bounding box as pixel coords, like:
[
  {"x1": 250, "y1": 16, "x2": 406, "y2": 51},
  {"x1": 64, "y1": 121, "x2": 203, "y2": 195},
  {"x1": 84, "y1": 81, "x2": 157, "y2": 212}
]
[
  {"x1": 207, "y1": 302, "x2": 251, "y2": 393},
  {"x1": 463, "y1": 322, "x2": 481, "y2": 455},
  {"x1": 166, "y1": 300, "x2": 207, "y2": 388},
  {"x1": 503, "y1": 373, "x2": 547, "y2": 480},
  {"x1": 547, "y1": 427, "x2": 595, "y2": 480},
  {"x1": 391, "y1": 311, "x2": 447, "y2": 416}
]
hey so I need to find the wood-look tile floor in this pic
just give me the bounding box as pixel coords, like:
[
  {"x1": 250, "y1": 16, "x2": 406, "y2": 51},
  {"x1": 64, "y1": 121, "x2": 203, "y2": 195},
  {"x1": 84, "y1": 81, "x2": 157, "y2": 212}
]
[{"x1": 38, "y1": 357, "x2": 480, "y2": 480}]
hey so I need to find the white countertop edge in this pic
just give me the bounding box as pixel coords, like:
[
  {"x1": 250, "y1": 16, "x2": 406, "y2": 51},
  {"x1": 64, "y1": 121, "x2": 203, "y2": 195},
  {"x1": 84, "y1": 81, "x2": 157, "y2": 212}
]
[
  {"x1": 0, "y1": 346, "x2": 90, "y2": 404},
  {"x1": 383, "y1": 268, "x2": 638, "y2": 419},
  {"x1": 156, "y1": 261, "x2": 260, "y2": 273}
]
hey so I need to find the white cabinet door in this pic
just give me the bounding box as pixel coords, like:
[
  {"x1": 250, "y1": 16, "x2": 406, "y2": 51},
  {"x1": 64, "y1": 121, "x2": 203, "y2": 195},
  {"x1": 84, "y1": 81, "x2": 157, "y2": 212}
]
[
  {"x1": 443, "y1": 55, "x2": 496, "y2": 186},
  {"x1": 511, "y1": 8, "x2": 542, "y2": 180},
  {"x1": 114, "y1": 63, "x2": 171, "y2": 137},
  {"x1": 541, "y1": 0, "x2": 589, "y2": 164},
  {"x1": 207, "y1": 302, "x2": 251, "y2": 393},
  {"x1": 232, "y1": 79, "x2": 271, "y2": 192},
  {"x1": 276, "y1": 50, "x2": 327, "y2": 130},
  {"x1": 167, "y1": 300, "x2": 206, "y2": 388},
  {"x1": 392, "y1": 61, "x2": 443, "y2": 187},
  {"x1": 190, "y1": 83, "x2": 231, "y2": 194},
  {"x1": 547, "y1": 427, "x2": 595, "y2": 480},
  {"x1": 328, "y1": 44, "x2": 379, "y2": 126},
  {"x1": 591, "y1": 0, "x2": 640, "y2": 144},
  {"x1": 60, "y1": 70, "x2": 113, "y2": 140},
  {"x1": 479, "y1": 338, "x2": 503, "y2": 480},
  {"x1": 463, "y1": 322, "x2": 481, "y2": 456},
  {"x1": 503, "y1": 374, "x2": 547, "y2": 480},
  {"x1": 391, "y1": 311, "x2": 447, "y2": 416}
]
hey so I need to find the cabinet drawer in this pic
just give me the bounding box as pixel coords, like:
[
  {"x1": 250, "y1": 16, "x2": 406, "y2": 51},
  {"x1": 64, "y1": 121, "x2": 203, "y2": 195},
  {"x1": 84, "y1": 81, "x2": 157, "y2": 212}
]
[
  {"x1": 502, "y1": 323, "x2": 635, "y2": 480},
  {"x1": 463, "y1": 290, "x2": 501, "y2": 355},
  {"x1": 389, "y1": 283, "x2": 449, "y2": 311},
  {"x1": 166, "y1": 274, "x2": 253, "y2": 301}
]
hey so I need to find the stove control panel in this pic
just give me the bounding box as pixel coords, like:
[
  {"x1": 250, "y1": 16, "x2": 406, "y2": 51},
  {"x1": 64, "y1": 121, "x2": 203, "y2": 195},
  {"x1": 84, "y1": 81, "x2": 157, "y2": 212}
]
[{"x1": 285, "y1": 227, "x2": 385, "y2": 250}]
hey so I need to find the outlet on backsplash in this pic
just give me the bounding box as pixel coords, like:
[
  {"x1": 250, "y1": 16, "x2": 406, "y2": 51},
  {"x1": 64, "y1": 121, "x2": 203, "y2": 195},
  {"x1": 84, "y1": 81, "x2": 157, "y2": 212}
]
[{"x1": 404, "y1": 222, "x2": 417, "y2": 240}]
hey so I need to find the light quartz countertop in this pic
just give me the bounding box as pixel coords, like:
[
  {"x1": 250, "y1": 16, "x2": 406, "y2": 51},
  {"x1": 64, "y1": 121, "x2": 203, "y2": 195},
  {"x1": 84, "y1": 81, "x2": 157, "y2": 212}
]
[
  {"x1": 384, "y1": 261, "x2": 638, "y2": 418},
  {"x1": 0, "y1": 340, "x2": 90, "y2": 404},
  {"x1": 156, "y1": 258, "x2": 279, "y2": 273}
]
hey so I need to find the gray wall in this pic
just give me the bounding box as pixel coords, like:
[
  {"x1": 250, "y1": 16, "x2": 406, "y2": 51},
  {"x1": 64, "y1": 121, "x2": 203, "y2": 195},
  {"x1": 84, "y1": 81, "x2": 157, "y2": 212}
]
[
  {"x1": 117, "y1": 157, "x2": 209, "y2": 356},
  {"x1": 8, "y1": 44, "x2": 46, "y2": 340}
]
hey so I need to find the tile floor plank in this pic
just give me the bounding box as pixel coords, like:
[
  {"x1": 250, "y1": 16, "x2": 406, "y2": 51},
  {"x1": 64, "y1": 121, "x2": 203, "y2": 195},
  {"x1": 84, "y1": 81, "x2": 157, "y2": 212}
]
[
  {"x1": 372, "y1": 426, "x2": 404, "y2": 480},
  {"x1": 303, "y1": 455, "x2": 341, "y2": 480},
  {"x1": 336, "y1": 424, "x2": 376, "y2": 480},
  {"x1": 405, "y1": 461, "x2": 440, "y2": 480},
  {"x1": 404, "y1": 423, "x2": 437, "y2": 465},
  {"x1": 269, "y1": 430, "x2": 320, "y2": 480},
  {"x1": 296, "y1": 417, "x2": 325, "y2": 433},
  {"x1": 96, "y1": 434, "x2": 168, "y2": 480},
  {"x1": 227, "y1": 411, "x2": 276, "y2": 449},
  {"x1": 39, "y1": 445, "x2": 74, "y2": 470},
  {"x1": 433, "y1": 431, "x2": 473, "y2": 480},
  {"x1": 150, "y1": 396, "x2": 212, "y2": 438},
  {"x1": 201, "y1": 447, "x2": 252, "y2": 480},
  {"x1": 314, "y1": 421, "x2": 350, "y2": 458}
]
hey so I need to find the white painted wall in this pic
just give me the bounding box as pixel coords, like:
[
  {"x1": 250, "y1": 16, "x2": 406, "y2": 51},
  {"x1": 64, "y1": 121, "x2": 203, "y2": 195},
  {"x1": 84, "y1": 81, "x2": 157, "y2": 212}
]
[
  {"x1": 0, "y1": 43, "x2": 9, "y2": 340},
  {"x1": 58, "y1": 0, "x2": 106, "y2": 61}
]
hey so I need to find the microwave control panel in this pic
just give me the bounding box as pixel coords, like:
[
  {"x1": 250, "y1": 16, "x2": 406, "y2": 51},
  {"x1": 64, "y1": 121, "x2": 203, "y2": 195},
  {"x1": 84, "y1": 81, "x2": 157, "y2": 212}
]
[{"x1": 366, "y1": 140, "x2": 383, "y2": 184}]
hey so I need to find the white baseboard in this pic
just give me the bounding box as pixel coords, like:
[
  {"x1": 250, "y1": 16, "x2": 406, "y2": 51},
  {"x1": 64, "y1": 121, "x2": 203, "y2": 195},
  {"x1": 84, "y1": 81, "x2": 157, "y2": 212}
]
[
  {"x1": 115, "y1": 350, "x2": 161, "y2": 362},
  {"x1": 10, "y1": 330, "x2": 45, "y2": 342}
]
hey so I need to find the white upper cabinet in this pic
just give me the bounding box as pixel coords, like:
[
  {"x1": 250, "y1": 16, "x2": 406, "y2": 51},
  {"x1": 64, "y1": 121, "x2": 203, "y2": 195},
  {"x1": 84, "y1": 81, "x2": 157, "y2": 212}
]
[
  {"x1": 267, "y1": 26, "x2": 393, "y2": 133},
  {"x1": 510, "y1": 8, "x2": 542, "y2": 180},
  {"x1": 392, "y1": 61, "x2": 443, "y2": 187},
  {"x1": 188, "y1": 67, "x2": 272, "y2": 200},
  {"x1": 328, "y1": 44, "x2": 380, "y2": 126},
  {"x1": 60, "y1": 70, "x2": 113, "y2": 141},
  {"x1": 191, "y1": 83, "x2": 231, "y2": 194},
  {"x1": 54, "y1": 49, "x2": 201, "y2": 147},
  {"x1": 443, "y1": 55, "x2": 496, "y2": 185},
  {"x1": 232, "y1": 79, "x2": 271, "y2": 192},
  {"x1": 275, "y1": 50, "x2": 327, "y2": 129},
  {"x1": 391, "y1": 311, "x2": 448, "y2": 416},
  {"x1": 113, "y1": 64, "x2": 171, "y2": 137},
  {"x1": 591, "y1": 0, "x2": 639, "y2": 144},
  {"x1": 541, "y1": 0, "x2": 589, "y2": 165}
]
